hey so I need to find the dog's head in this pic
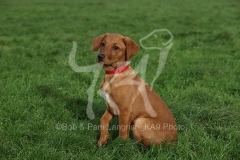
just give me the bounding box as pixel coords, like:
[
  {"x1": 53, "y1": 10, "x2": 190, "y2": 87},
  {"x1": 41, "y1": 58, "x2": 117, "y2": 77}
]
[{"x1": 92, "y1": 33, "x2": 139, "y2": 71}]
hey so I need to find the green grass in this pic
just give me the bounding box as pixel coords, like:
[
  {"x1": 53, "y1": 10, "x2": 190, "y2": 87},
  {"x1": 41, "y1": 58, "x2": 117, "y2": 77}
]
[{"x1": 1, "y1": 0, "x2": 240, "y2": 159}]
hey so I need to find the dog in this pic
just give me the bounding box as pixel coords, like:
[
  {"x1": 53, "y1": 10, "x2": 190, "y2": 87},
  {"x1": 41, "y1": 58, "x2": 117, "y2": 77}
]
[{"x1": 92, "y1": 33, "x2": 177, "y2": 146}]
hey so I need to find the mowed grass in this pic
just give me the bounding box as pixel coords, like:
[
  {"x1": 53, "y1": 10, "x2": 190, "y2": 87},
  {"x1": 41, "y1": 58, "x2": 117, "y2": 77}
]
[{"x1": 0, "y1": 0, "x2": 240, "y2": 159}]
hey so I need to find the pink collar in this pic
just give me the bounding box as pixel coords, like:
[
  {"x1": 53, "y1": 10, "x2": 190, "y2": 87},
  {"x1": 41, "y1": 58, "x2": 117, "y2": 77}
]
[{"x1": 105, "y1": 65, "x2": 130, "y2": 74}]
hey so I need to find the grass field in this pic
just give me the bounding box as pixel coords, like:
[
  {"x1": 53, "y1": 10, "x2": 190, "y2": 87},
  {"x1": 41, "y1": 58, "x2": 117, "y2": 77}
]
[{"x1": 1, "y1": 0, "x2": 240, "y2": 159}]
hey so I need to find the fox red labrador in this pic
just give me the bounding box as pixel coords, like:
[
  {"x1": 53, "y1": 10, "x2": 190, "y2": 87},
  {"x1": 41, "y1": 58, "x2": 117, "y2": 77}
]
[{"x1": 92, "y1": 33, "x2": 177, "y2": 146}]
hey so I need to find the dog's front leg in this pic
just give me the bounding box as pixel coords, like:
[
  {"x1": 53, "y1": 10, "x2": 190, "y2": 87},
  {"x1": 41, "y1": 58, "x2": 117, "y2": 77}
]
[
  {"x1": 118, "y1": 110, "x2": 131, "y2": 139},
  {"x1": 98, "y1": 109, "x2": 114, "y2": 146}
]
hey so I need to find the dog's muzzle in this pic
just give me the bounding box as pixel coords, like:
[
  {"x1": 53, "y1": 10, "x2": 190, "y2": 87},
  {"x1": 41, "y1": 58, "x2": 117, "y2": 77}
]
[{"x1": 97, "y1": 54, "x2": 105, "y2": 62}]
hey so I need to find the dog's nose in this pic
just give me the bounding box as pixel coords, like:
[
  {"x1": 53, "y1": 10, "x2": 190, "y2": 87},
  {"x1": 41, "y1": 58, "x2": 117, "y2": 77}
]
[{"x1": 97, "y1": 54, "x2": 105, "y2": 61}]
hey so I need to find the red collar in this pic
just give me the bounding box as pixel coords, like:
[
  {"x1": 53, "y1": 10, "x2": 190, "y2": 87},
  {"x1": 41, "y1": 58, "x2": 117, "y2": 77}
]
[{"x1": 105, "y1": 65, "x2": 130, "y2": 74}]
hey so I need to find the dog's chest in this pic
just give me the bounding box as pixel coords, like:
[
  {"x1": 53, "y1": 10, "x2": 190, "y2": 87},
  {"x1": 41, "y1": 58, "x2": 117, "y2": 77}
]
[
  {"x1": 102, "y1": 90, "x2": 119, "y2": 115},
  {"x1": 101, "y1": 78, "x2": 120, "y2": 115}
]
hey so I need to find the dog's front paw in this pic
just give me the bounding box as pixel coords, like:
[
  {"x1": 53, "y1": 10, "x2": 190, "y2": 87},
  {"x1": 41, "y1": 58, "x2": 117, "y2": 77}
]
[{"x1": 98, "y1": 136, "x2": 108, "y2": 147}]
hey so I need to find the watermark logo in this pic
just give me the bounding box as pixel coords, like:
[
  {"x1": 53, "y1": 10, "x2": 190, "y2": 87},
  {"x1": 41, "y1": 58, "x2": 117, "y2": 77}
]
[
  {"x1": 69, "y1": 29, "x2": 174, "y2": 120},
  {"x1": 139, "y1": 29, "x2": 174, "y2": 89}
]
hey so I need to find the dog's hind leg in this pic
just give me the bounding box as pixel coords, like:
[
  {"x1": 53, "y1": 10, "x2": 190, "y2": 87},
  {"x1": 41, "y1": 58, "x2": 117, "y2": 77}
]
[{"x1": 133, "y1": 118, "x2": 177, "y2": 146}]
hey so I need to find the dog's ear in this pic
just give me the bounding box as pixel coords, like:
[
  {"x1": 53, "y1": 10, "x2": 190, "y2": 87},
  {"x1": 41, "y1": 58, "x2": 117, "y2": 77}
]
[
  {"x1": 92, "y1": 33, "x2": 109, "y2": 52},
  {"x1": 123, "y1": 37, "x2": 140, "y2": 60}
]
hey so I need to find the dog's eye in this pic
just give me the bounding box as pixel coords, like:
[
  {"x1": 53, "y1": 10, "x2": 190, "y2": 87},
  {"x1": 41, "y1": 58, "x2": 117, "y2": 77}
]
[
  {"x1": 113, "y1": 46, "x2": 119, "y2": 50},
  {"x1": 100, "y1": 42, "x2": 105, "y2": 47}
]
